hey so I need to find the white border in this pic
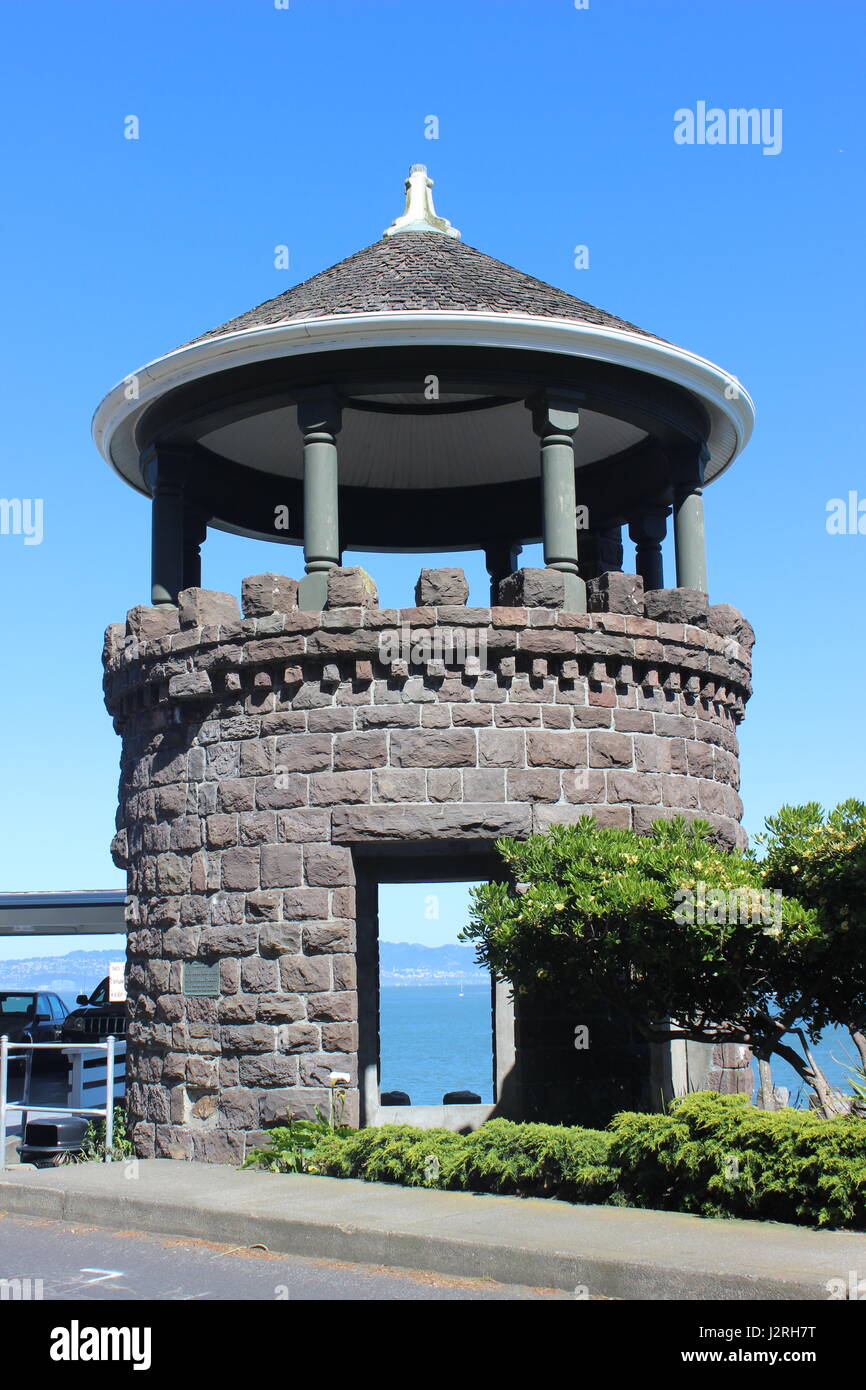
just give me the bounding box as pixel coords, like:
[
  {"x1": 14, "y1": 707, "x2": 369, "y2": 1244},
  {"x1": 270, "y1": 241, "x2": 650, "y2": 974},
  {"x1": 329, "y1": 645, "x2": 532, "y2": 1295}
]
[{"x1": 92, "y1": 311, "x2": 755, "y2": 493}]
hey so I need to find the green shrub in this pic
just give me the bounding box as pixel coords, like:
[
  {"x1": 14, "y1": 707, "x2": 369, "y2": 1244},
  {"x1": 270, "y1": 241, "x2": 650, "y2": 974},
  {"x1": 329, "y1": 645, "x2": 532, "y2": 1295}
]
[
  {"x1": 61, "y1": 1103, "x2": 135, "y2": 1164},
  {"x1": 243, "y1": 1093, "x2": 866, "y2": 1230},
  {"x1": 314, "y1": 1125, "x2": 467, "y2": 1187},
  {"x1": 459, "y1": 1119, "x2": 615, "y2": 1201},
  {"x1": 243, "y1": 1112, "x2": 354, "y2": 1174},
  {"x1": 608, "y1": 1092, "x2": 866, "y2": 1228}
]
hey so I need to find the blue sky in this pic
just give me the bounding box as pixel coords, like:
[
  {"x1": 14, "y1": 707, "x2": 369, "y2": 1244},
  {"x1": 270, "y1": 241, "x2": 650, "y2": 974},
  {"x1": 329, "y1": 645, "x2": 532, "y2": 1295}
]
[{"x1": 0, "y1": 0, "x2": 863, "y2": 957}]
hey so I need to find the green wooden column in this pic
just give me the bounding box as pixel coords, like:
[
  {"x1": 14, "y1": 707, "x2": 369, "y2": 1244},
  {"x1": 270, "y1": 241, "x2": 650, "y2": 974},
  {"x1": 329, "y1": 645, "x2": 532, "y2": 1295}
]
[
  {"x1": 577, "y1": 525, "x2": 624, "y2": 582},
  {"x1": 183, "y1": 510, "x2": 208, "y2": 591},
  {"x1": 628, "y1": 506, "x2": 668, "y2": 591},
  {"x1": 672, "y1": 445, "x2": 709, "y2": 593},
  {"x1": 484, "y1": 540, "x2": 522, "y2": 603},
  {"x1": 297, "y1": 394, "x2": 343, "y2": 611},
  {"x1": 143, "y1": 449, "x2": 187, "y2": 607},
  {"x1": 528, "y1": 393, "x2": 586, "y2": 612}
]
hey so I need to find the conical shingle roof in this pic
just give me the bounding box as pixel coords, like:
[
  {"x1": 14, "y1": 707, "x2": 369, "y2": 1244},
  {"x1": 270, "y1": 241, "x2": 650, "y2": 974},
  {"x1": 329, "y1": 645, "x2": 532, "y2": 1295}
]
[{"x1": 189, "y1": 232, "x2": 662, "y2": 346}]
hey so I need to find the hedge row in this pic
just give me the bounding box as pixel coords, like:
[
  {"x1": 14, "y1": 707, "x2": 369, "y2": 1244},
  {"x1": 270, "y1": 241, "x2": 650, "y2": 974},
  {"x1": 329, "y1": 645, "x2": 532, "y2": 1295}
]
[{"x1": 306, "y1": 1093, "x2": 866, "y2": 1230}]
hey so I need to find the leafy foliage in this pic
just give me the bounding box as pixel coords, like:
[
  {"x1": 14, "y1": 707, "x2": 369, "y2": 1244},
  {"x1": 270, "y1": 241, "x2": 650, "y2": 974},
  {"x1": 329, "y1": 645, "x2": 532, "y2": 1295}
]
[
  {"x1": 460, "y1": 815, "x2": 866, "y2": 1112},
  {"x1": 243, "y1": 1110, "x2": 354, "y2": 1174},
  {"x1": 298, "y1": 1097, "x2": 866, "y2": 1229},
  {"x1": 313, "y1": 1118, "x2": 615, "y2": 1201},
  {"x1": 608, "y1": 1092, "x2": 866, "y2": 1229},
  {"x1": 759, "y1": 800, "x2": 866, "y2": 1055},
  {"x1": 64, "y1": 1104, "x2": 134, "y2": 1163}
]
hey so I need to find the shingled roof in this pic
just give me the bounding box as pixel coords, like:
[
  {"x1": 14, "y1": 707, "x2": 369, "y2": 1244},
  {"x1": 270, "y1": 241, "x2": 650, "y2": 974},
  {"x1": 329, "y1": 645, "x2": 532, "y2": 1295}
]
[{"x1": 188, "y1": 232, "x2": 663, "y2": 347}]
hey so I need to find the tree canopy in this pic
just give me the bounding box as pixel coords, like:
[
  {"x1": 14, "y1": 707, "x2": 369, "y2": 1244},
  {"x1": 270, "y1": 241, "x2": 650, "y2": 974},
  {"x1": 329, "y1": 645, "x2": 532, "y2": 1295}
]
[{"x1": 462, "y1": 813, "x2": 866, "y2": 1116}]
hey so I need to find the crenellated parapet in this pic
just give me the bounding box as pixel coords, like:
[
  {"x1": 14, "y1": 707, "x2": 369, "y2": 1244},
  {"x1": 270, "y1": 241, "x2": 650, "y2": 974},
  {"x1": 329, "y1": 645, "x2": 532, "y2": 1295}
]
[{"x1": 102, "y1": 566, "x2": 753, "y2": 1158}]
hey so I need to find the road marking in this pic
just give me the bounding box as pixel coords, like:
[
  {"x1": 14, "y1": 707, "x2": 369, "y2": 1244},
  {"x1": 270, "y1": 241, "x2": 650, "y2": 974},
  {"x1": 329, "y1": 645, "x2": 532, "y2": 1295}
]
[{"x1": 79, "y1": 1268, "x2": 124, "y2": 1283}]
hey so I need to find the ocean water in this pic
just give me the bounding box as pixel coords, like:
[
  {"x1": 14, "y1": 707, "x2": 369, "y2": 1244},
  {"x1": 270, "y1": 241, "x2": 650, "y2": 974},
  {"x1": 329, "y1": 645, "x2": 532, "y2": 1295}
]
[
  {"x1": 376, "y1": 985, "x2": 858, "y2": 1111},
  {"x1": 379, "y1": 983, "x2": 494, "y2": 1106},
  {"x1": 59, "y1": 991, "x2": 859, "y2": 1113}
]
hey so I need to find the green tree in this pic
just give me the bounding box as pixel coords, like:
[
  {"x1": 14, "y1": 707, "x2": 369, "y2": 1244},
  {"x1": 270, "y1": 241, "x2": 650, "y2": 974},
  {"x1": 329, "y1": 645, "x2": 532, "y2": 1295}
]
[
  {"x1": 461, "y1": 817, "x2": 852, "y2": 1117},
  {"x1": 759, "y1": 799, "x2": 866, "y2": 1080}
]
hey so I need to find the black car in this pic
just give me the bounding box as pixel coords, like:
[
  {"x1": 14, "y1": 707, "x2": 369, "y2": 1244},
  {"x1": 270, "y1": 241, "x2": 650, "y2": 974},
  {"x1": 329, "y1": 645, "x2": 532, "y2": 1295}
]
[
  {"x1": 61, "y1": 977, "x2": 127, "y2": 1042},
  {"x1": 0, "y1": 990, "x2": 68, "y2": 1069}
]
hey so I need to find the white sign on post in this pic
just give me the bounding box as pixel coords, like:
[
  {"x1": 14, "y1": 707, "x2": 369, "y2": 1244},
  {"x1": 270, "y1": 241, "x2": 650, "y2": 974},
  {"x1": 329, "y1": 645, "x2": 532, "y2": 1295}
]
[{"x1": 108, "y1": 961, "x2": 127, "y2": 1002}]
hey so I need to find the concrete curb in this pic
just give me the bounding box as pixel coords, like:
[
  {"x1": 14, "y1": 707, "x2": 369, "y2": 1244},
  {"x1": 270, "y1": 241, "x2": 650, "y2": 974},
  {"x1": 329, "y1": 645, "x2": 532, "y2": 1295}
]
[{"x1": 1, "y1": 1161, "x2": 864, "y2": 1300}]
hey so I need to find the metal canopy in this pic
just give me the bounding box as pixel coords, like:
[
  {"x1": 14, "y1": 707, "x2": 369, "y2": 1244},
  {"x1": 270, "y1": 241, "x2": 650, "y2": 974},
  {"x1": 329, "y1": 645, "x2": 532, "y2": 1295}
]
[{"x1": 0, "y1": 892, "x2": 127, "y2": 937}]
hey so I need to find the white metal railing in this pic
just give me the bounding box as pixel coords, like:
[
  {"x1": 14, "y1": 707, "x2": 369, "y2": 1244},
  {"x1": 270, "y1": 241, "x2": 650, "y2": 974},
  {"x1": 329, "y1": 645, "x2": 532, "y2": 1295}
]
[{"x1": 0, "y1": 1035, "x2": 121, "y2": 1164}]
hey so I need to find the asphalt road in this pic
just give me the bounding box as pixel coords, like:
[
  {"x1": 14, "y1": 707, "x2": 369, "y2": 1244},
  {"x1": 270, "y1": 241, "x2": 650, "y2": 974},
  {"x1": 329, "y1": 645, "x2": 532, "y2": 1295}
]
[{"x1": 0, "y1": 1213, "x2": 569, "y2": 1300}]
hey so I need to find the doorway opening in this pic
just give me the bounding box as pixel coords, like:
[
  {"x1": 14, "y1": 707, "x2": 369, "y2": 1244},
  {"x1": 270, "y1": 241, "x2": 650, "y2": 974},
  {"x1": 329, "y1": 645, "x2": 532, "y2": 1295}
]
[
  {"x1": 378, "y1": 880, "x2": 491, "y2": 1106},
  {"x1": 354, "y1": 850, "x2": 515, "y2": 1128}
]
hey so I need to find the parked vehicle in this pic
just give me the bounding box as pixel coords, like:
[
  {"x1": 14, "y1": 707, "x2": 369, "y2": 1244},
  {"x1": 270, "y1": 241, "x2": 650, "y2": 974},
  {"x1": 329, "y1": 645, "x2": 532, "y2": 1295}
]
[
  {"x1": 0, "y1": 990, "x2": 68, "y2": 1070},
  {"x1": 61, "y1": 977, "x2": 127, "y2": 1041}
]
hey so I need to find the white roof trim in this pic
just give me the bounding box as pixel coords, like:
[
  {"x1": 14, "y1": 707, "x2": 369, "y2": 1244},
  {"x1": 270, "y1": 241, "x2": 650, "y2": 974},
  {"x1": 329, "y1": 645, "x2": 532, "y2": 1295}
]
[{"x1": 92, "y1": 311, "x2": 755, "y2": 493}]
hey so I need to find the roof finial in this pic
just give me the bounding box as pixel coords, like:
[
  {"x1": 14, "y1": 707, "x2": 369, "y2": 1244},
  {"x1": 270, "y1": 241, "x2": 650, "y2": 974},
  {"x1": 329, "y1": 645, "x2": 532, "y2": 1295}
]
[{"x1": 383, "y1": 164, "x2": 461, "y2": 240}]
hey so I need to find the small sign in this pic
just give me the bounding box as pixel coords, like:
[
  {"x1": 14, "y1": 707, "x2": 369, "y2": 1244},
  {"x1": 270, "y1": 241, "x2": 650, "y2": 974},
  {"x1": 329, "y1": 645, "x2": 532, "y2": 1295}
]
[
  {"x1": 108, "y1": 961, "x2": 127, "y2": 1002},
  {"x1": 183, "y1": 961, "x2": 220, "y2": 997}
]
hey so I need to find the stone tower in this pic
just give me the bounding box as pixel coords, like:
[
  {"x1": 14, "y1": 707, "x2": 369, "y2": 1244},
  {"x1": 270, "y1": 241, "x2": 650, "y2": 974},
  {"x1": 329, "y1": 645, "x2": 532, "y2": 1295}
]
[{"x1": 95, "y1": 167, "x2": 756, "y2": 1160}]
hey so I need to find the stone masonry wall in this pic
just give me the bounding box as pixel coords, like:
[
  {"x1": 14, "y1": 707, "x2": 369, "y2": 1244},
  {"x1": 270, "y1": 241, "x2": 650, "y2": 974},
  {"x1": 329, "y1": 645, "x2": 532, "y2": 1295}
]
[{"x1": 103, "y1": 567, "x2": 753, "y2": 1159}]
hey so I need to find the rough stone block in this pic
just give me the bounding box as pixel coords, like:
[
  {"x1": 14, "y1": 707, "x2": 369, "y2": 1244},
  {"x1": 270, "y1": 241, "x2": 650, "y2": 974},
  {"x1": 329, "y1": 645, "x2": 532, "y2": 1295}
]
[
  {"x1": 587, "y1": 571, "x2": 645, "y2": 617},
  {"x1": 221, "y1": 847, "x2": 260, "y2": 892},
  {"x1": 156, "y1": 853, "x2": 190, "y2": 895},
  {"x1": 372, "y1": 770, "x2": 426, "y2": 802},
  {"x1": 220, "y1": 1024, "x2": 275, "y2": 1054},
  {"x1": 178, "y1": 588, "x2": 241, "y2": 629},
  {"x1": 168, "y1": 671, "x2": 213, "y2": 702},
  {"x1": 496, "y1": 568, "x2": 565, "y2": 609},
  {"x1": 414, "y1": 567, "x2": 469, "y2": 606},
  {"x1": 331, "y1": 804, "x2": 532, "y2": 841},
  {"x1": 391, "y1": 729, "x2": 476, "y2": 768},
  {"x1": 276, "y1": 810, "x2": 331, "y2": 844},
  {"x1": 332, "y1": 733, "x2": 386, "y2": 771},
  {"x1": 588, "y1": 731, "x2": 633, "y2": 768},
  {"x1": 310, "y1": 772, "x2": 370, "y2": 805},
  {"x1": 199, "y1": 922, "x2": 258, "y2": 957},
  {"x1": 644, "y1": 587, "x2": 708, "y2": 628},
  {"x1": 260, "y1": 844, "x2": 302, "y2": 889},
  {"x1": 272, "y1": 1023, "x2": 321, "y2": 1055},
  {"x1": 126, "y1": 605, "x2": 181, "y2": 641},
  {"x1": 241, "y1": 573, "x2": 299, "y2": 618},
  {"x1": 240, "y1": 957, "x2": 280, "y2": 993},
  {"x1": 303, "y1": 921, "x2": 354, "y2": 954},
  {"x1": 505, "y1": 770, "x2": 561, "y2": 802},
  {"x1": 304, "y1": 846, "x2": 355, "y2": 887},
  {"x1": 526, "y1": 730, "x2": 585, "y2": 769},
  {"x1": 427, "y1": 769, "x2": 462, "y2": 802},
  {"x1": 206, "y1": 814, "x2": 237, "y2": 849},
  {"x1": 244, "y1": 890, "x2": 281, "y2": 921},
  {"x1": 462, "y1": 768, "x2": 506, "y2": 801},
  {"x1": 326, "y1": 566, "x2": 379, "y2": 609},
  {"x1": 258, "y1": 922, "x2": 303, "y2": 957},
  {"x1": 707, "y1": 603, "x2": 756, "y2": 651},
  {"x1": 217, "y1": 780, "x2": 256, "y2": 813},
  {"x1": 277, "y1": 889, "x2": 328, "y2": 923},
  {"x1": 606, "y1": 771, "x2": 661, "y2": 804},
  {"x1": 276, "y1": 955, "x2": 331, "y2": 995},
  {"x1": 307, "y1": 992, "x2": 356, "y2": 1022}
]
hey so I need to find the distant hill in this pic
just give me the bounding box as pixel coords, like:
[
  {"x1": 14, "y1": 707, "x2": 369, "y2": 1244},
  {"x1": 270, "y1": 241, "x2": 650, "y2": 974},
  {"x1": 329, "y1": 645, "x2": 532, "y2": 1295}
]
[
  {"x1": 0, "y1": 948, "x2": 116, "y2": 997},
  {"x1": 379, "y1": 941, "x2": 487, "y2": 984},
  {"x1": 0, "y1": 942, "x2": 486, "y2": 992}
]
